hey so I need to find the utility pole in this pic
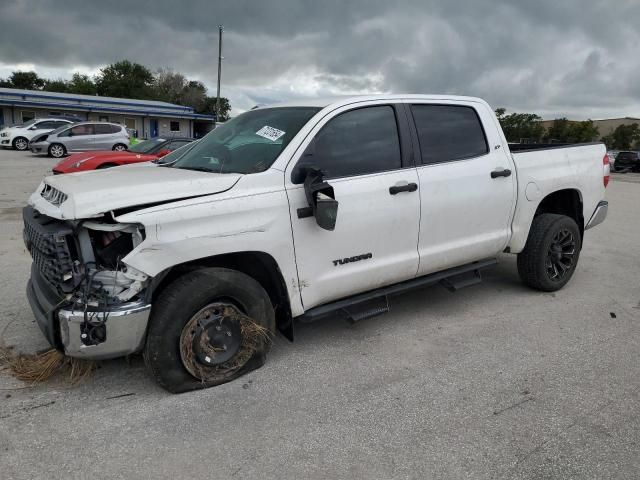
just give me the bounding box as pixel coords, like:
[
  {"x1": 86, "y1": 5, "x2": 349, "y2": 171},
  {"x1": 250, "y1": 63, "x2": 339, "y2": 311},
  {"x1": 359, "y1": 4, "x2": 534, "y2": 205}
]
[{"x1": 215, "y1": 25, "x2": 223, "y2": 123}]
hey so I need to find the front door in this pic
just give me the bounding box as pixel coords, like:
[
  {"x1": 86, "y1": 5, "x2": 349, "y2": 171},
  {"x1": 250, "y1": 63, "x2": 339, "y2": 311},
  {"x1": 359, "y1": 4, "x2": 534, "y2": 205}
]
[
  {"x1": 150, "y1": 119, "x2": 159, "y2": 138},
  {"x1": 285, "y1": 104, "x2": 421, "y2": 310},
  {"x1": 62, "y1": 124, "x2": 95, "y2": 151},
  {"x1": 409, "y1": 102, "x2": 517, "y2": 275}
]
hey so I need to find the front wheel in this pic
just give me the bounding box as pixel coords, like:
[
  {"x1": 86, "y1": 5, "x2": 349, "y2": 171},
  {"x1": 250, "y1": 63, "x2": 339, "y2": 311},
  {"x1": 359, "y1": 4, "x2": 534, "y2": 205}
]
[
  {"x1": 517, "y1": 214, "x2": 581, "y2": 292},
  {"x1": 144, "y1": 268, "x2": 275, "y2": 393},
  {"x1": 13, "y1": 137, "x2": 29, "y2": 151},
  {"x1": 48, "y1": 143, "x2": 66, "y2": 158}
]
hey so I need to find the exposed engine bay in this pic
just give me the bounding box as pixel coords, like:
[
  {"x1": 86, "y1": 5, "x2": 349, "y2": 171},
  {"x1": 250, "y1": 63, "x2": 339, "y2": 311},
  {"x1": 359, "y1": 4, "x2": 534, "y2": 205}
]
[{"x1": 23, "y1": 206, "x2": 149, "y2": 346}]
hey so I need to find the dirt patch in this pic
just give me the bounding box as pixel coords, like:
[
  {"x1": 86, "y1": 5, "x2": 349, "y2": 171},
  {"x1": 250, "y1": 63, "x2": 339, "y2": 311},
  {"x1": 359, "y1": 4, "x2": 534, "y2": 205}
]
[{"x1": 0, "y1": 342, "x2": 95, "y2": 384}]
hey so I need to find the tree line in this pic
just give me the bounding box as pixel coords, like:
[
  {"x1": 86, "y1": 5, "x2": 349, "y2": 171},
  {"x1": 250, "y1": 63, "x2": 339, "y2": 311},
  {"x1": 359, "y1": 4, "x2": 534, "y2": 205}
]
[
  {"x1": 495, "y1": 108, "x2": 640, "y2": 150},
  {"x1": 0, "y1": 60, "x2": 231, "y2": 121}
]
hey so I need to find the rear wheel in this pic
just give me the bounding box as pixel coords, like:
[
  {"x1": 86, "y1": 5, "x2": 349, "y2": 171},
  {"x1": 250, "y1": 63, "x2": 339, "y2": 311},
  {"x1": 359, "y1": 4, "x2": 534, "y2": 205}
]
[
  {"x1": 48, "y1": 143, "x2": 66, "y2": 158},
  {"x1": 113, "y1": 143, "x2": 127, "y2": 151},
  {"x1": 144, "y1": 268, "x2": 275, "y2": 393},
  {"x1": 13, "y1": 137, "x2": 28, "y2": 151},
  {"x1": 517, "y1": 214, "x2": 581, "y2": 291}
]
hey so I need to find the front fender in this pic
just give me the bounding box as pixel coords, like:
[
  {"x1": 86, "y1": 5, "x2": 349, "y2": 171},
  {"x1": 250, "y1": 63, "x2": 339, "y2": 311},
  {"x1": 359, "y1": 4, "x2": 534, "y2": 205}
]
[{"x1": 119, "y1": 180, "x2": 304, "y2": 316}]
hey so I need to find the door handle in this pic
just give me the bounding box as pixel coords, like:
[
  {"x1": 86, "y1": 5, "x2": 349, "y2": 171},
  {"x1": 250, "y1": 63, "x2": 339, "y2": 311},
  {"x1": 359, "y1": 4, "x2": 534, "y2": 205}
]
[
  {"x1": 491, "y1": 168, "x2": 512, "y2": 179},
  {"x1": 389, "y1": 182, "x2": 418, "y2": 195}
]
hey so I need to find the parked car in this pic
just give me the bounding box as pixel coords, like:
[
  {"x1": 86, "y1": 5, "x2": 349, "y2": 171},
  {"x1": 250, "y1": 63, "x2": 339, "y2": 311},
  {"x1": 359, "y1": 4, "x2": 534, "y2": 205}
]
[
  {"x1": 0, "y1": 117, "x2": 80, "y2": 151},
  {"x1": 613, "y1": 151, "x2": 640, "y2": 172},
  {"x1": 23, "y1": 94, "x2": 609, "y2": 393},
  {"x1": 52, "y1": 137, "x2": 196, "y2": 173},
  {"x1": 29, "y1": 121, "x2": 130, "y2": 158}
]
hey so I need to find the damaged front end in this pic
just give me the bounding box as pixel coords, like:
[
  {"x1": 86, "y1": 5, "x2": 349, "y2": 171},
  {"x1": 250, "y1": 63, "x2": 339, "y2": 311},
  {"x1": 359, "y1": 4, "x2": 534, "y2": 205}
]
[{"x1": 23, "y1": 205, "x2": 152, "y2": 359}]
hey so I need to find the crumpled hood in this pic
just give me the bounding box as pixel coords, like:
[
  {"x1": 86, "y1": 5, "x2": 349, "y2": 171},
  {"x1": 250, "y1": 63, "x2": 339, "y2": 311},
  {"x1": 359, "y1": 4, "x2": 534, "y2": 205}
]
[{"x1": 29, "y1": 164, "x2": 242, "y2": 219}]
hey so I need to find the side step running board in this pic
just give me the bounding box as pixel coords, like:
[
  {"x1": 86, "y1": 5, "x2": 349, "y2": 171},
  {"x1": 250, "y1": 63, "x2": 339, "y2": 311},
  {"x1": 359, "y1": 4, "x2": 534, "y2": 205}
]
[{"x1": 298, "y1": 258, "x2": 497, "y2": 323}]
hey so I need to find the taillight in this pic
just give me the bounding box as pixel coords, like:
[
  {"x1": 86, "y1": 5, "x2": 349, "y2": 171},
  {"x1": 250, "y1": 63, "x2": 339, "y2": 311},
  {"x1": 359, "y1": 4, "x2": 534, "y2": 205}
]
[{"x1": 603, "y1": 154, "x2": 610, "y2": 188}]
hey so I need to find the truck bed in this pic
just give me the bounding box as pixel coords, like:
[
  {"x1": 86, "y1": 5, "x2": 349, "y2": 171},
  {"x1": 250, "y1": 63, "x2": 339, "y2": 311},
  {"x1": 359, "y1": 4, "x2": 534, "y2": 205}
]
[
  {"x1": 507, "y1": 141, "x2": 606, "y2": 253},
  {"x1": 509, "y1": 142, "x2": 602, "y2": 152}
]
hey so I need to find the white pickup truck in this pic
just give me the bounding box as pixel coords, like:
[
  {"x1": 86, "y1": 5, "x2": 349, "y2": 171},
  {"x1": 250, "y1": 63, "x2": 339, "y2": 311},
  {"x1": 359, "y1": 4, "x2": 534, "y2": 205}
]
[{"x1": 23, "y1": 95, "x2": 609, "y2": 392}]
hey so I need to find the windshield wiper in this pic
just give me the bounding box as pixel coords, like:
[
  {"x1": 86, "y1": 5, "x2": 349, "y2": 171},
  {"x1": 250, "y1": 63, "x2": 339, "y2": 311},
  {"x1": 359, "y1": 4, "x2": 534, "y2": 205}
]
[{"x1": 175, "y1": 166, "x2": 218, "y2": 173}]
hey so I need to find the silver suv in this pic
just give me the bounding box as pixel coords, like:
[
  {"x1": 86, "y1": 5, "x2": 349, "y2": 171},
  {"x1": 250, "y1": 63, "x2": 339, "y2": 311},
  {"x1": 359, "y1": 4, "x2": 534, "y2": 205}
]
[{"x1": 30, "y1": 122, "x2": 130, "y2": 158}]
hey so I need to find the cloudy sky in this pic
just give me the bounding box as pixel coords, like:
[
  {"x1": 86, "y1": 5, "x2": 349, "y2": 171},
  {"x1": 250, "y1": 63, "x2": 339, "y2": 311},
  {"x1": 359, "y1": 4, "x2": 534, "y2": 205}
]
[{"x1": 0, "y1": 0, "x2": 639, "y2": 119}]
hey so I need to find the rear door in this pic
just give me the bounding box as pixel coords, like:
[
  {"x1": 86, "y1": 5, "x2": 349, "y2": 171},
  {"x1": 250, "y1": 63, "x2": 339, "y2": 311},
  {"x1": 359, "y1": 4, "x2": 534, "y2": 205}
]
[
  {"x1": 93, "y1": 124, "x2": 119, "y2": 150},
  {"x1": 285, "y1": 103, "x2": 421, "y2": 310},
  {"x1": 408, "y1": 101, "x2": 516, "y2": 275}
]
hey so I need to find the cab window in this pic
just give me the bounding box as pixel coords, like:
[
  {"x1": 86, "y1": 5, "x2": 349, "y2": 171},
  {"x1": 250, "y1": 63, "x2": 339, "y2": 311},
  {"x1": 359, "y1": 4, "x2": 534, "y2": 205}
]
[
  {"x1": 302, "y1": 106, "x2": 401, "y2": 181},
  {"x1": 410, "y1": 104, "x2": 488, "y2": 164}
]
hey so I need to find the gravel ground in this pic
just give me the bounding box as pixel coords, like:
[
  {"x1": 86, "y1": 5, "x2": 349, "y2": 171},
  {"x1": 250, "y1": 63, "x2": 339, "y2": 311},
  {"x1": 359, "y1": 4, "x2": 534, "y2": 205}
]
[{"x1": 0, "y1": 149, "x2": 639, "y2": 480}]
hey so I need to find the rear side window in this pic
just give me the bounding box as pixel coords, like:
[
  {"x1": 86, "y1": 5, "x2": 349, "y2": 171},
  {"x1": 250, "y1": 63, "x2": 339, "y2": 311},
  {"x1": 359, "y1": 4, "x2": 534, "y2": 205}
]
[
  {"x1": 309, "y1": 106, "x2": 401, "y2": 179},
  {"x1": 94, "y1": 124, "x2": 120, "y2": 134},
  {"x1": 35, "y1": 121, "x2": 59, "y2": 129},
  {"x1": 411, "y1": 105, "x2": 488, "y2": 164}
]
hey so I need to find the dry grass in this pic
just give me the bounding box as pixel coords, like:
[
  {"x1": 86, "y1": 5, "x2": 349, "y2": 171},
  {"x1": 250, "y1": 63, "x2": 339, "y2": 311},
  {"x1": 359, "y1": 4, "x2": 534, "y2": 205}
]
[{"x1": 0, "y1": 342, "x2": 95, "y2": 385}]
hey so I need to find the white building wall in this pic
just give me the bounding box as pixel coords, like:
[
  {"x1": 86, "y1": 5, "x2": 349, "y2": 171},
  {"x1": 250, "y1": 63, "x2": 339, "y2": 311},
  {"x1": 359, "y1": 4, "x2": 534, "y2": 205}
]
[{"x1": 156, "y1": 118, "x2": 190, "y2": 137}]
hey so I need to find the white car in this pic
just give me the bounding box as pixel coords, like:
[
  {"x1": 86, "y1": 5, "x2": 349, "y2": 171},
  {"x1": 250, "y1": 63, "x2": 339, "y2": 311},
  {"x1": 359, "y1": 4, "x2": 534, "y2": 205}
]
[
  {"x1": 23, "y1": 94, "x2": 609, "y2": 393},
  {"x1": 0, "y1": 117, "x2": 78, "y2": 151}
]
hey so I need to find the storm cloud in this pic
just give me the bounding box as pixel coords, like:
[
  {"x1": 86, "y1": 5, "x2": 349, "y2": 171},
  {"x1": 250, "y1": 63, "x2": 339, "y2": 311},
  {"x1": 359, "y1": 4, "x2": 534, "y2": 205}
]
[{"x1": 0, "y1": 0, "x2": 639, "y2": 117}]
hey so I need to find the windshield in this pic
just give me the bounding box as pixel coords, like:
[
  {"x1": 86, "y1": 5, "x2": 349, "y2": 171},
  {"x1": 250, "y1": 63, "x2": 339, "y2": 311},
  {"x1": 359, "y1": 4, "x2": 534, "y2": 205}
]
[
  {"x1": 156, "y1": 141, "x2": 199, "y2": 164},
  {"x1": 129, "y1": 138, "x2": 167, "y2": 154},
  {"x1": 49, "y1": 124, "x2": 72, "y2": 136},
  {"x1": 169, "y1": 107, "x2": 320, "y2": 174}
]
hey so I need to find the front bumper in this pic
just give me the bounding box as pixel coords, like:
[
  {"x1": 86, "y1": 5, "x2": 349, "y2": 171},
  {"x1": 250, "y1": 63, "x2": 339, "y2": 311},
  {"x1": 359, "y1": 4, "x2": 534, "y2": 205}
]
[
  {"x1": 585, "y1": 200, "x2": 608, "y2": 230},
  {"x1": 27, "y1": 266, "x2": 151, "y2": 360},
  {"x1": 58, "y1": 301, "x2": 151, "y2": 360},
  {"x1": 30, "y1": 143, "x2": 48, "y2": 154}
]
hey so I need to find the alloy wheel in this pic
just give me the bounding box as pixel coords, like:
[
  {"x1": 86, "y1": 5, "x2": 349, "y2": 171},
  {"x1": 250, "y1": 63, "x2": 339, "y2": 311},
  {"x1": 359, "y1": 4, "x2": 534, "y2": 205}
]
[
  {"x1": 545, "y1": 229, "x2": 576, "y2": 281},
  {"x1": 50, "y1": 145, "x2": 65, "y2": 158}
]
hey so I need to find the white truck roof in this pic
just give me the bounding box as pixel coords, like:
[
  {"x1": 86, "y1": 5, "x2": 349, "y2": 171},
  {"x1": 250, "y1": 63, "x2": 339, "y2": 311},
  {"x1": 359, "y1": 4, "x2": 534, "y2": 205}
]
[{"x1": 258, "y1": 94, "x2": 488, "y2": 110}]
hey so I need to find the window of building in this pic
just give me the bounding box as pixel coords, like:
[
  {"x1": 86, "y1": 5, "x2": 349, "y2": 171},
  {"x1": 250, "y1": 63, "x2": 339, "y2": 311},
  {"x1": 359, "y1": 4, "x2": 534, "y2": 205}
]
[
  {"x1": 21, "y1": 111, "x2": 36, "y2": 123},
  {"x1": 170, "y1": 121, "x2": 180, "y2": 132},
  {"x1": 99, "y1": 115, "x2": 109, "y2": 122},
  {"x1": 124, "y1": 118, "x2": 136, "y2": 129},
  {"x1": 303, "y1": 106, "x2": 401, "y2": 180},
  {"x1": 410, "y1": 105, "x2": 488, "y2": 165}
]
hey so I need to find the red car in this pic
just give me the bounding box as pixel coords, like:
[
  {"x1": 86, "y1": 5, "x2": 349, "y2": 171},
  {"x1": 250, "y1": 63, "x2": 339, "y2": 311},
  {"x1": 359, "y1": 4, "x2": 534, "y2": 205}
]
[{"x1": 52, "y1": 137, "x2": 195, "y2": 174}]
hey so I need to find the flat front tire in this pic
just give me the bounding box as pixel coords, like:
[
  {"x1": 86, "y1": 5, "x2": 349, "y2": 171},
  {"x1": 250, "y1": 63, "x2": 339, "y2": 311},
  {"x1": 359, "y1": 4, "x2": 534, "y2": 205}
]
[
  {"x1": 517, "y1": 214, "x2": 582, "y2": 292},
  {"x1": 144, "y1": 268, "x2": 275, "y2": 393}
]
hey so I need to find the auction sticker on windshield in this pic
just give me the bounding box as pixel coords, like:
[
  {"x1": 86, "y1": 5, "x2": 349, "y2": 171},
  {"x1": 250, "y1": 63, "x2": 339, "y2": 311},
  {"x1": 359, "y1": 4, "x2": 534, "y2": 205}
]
[{"x1": 256, "y1": 126, "x2": 286, "y2": 142}]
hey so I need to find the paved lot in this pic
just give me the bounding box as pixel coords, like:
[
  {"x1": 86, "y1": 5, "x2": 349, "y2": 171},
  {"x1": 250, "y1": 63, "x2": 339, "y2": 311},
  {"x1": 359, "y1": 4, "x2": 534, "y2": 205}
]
[{"x1": 0, "y1": 149, "x2": 639, "y2": 479}]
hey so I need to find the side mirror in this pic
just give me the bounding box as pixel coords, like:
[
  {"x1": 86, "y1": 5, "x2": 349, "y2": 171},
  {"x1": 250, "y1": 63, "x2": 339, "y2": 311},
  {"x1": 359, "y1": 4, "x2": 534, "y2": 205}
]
[
  {"x1": 314, "y1": 193, "x2": 339, "y2": 231},
  {"x1": 28, "y1": 126, "x2": 37, "y2": 131},
  {"x1": 298, "y1": 167, "x2": 339, "y2": 231}
]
